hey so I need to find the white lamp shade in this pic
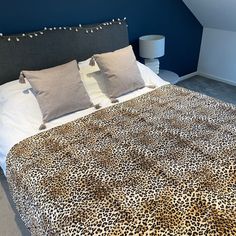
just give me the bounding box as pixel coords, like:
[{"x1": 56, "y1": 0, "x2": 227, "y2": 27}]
[{"x1": 139, "y1": 35, "x2": 165, "y2": 59}]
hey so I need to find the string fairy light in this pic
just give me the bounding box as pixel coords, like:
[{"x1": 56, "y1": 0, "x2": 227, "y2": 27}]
[{"x1": 0, "y1": 17, "x2": 127, "y2": 42}]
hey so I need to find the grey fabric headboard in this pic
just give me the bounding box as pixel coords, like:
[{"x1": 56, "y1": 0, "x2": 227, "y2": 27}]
[{"x1": 0, "y1": 20, "x2": 129, "y2": 85}]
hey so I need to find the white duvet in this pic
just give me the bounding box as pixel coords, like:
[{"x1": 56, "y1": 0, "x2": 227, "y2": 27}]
[{"x1": 0, "y1": 61, "x2": 169, "y2": 175}]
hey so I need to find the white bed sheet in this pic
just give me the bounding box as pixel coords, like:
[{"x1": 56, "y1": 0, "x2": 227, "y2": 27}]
[{"x1": 0, "y1": 63, "x2": 169, "y2": 175}]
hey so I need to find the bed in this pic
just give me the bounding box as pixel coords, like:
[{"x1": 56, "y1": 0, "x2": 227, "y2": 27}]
[{"x1": 0, "y1": 19, "x2": 236, "y2": 235}]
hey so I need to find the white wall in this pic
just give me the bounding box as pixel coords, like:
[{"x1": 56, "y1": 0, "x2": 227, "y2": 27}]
[
  {"x1": 198, "y1": 27, "x2": 236, "y2": 85},
  {"x1": 183, "y1": 0, "x2": 236, "y2": 32}
]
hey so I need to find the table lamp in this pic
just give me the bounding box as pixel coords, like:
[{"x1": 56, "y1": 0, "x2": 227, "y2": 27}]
[{"x1": 139, "y1": 35, "x2": 165, "y2": 74}]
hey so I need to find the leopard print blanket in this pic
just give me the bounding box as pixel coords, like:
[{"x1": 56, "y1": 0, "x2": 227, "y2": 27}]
[{"x1": 7, "y1": 85, "x2": 236, "y2": 235}]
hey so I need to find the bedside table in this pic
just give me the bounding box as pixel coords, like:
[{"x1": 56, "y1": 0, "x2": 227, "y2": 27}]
[{"x1": 158, "y1": 70, "x2": 180, "y2": 84}]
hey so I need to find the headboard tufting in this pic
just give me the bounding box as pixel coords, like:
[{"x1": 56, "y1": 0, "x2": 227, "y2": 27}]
[{"x1": 0, "y1": 20, "x2": 129, "y2": 85}]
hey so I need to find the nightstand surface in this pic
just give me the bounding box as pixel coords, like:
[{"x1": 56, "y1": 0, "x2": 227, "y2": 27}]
[{"x1": 159, "y1": 70, "x2": 180, "y2": 84}]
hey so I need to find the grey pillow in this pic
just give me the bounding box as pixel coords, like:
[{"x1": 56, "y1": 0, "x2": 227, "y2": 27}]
[
  {"x1": 21, "y1": 60, "x2": 93, "y2": 123},
  {"x1": 93, "y1": 45, "x2": 145, "y2": 98}
]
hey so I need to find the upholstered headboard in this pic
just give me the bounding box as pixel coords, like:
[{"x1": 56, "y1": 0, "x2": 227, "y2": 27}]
[{"x1": 0, "y1": 19, "x2": 129, "y2": 85}]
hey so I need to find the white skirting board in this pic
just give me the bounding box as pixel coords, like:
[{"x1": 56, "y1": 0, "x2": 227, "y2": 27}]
[
  {"x1": 180, "y1": 71, "x2": 236, "y2": 87},
  {"x1": 198, "y1": 72, "x2": 236, "y2": 87},
  {"x1": 179, "y1": 72, "x2": 198, "y2": 81}
]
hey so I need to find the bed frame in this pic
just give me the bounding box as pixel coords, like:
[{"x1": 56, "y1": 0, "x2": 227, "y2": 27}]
[{"x1": 0, "y1": 20, "x2": 129, "y2": 85}]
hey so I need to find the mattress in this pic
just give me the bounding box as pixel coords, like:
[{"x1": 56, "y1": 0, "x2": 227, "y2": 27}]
[{"x1": 0, "y1": 62, "x2": 169, "y2": 175}]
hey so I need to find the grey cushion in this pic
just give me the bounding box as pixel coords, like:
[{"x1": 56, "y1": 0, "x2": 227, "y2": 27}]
[
  {"x1": 22, "y1": 60, "x2": 93, "y2": 122},
  {"x1": 94, "y1": 45, "x2": 145, "y2": 98}
]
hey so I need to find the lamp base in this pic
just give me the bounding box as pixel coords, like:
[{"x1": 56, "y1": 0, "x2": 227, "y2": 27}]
[{"x1": 144, "y1": 58, "x2": 160, "y2": 74}]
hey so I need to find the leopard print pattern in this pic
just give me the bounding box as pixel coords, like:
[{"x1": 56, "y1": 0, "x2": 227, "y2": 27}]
[{"x1": 7, "y1": 85, "x2": 236, "y2": 235}]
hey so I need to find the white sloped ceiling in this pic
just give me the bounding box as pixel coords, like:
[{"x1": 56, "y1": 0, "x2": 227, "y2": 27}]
[{"x1": 183, "y1": 0, "x2": 236, "y2": 32}]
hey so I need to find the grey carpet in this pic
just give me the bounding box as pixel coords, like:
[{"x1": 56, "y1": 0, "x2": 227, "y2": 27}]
[
  {"x1": 0, "y1": 168, "x2": 30, "y2": 236},
  {"x1": 177, "y1": 75, "x2": 236, "y2": 105},
  {"x1": 0, "y1": 75, "x2": 235, "y2": 235}
]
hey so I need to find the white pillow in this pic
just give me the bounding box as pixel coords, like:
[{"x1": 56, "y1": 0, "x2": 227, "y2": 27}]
[
  {"x1": 79, "y1": 60, "x2": 109, "y2": 104},
  {"x1": 0, "y1": 60, "x2": 167, "y2": 106},
  {"x1": 78, "y1": 58, "x2": 97, "y2": 68},
  {"x1": 137, "y1": 61, "x2": 169, "y2": 87},
  {"x1": 0, "y1": 79, "x2": 31, "y2": 103}
]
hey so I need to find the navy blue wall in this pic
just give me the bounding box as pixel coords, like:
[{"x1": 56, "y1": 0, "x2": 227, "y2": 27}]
[{"x1": 0, "y1": 0, "x2": 202, "y2": 76}]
